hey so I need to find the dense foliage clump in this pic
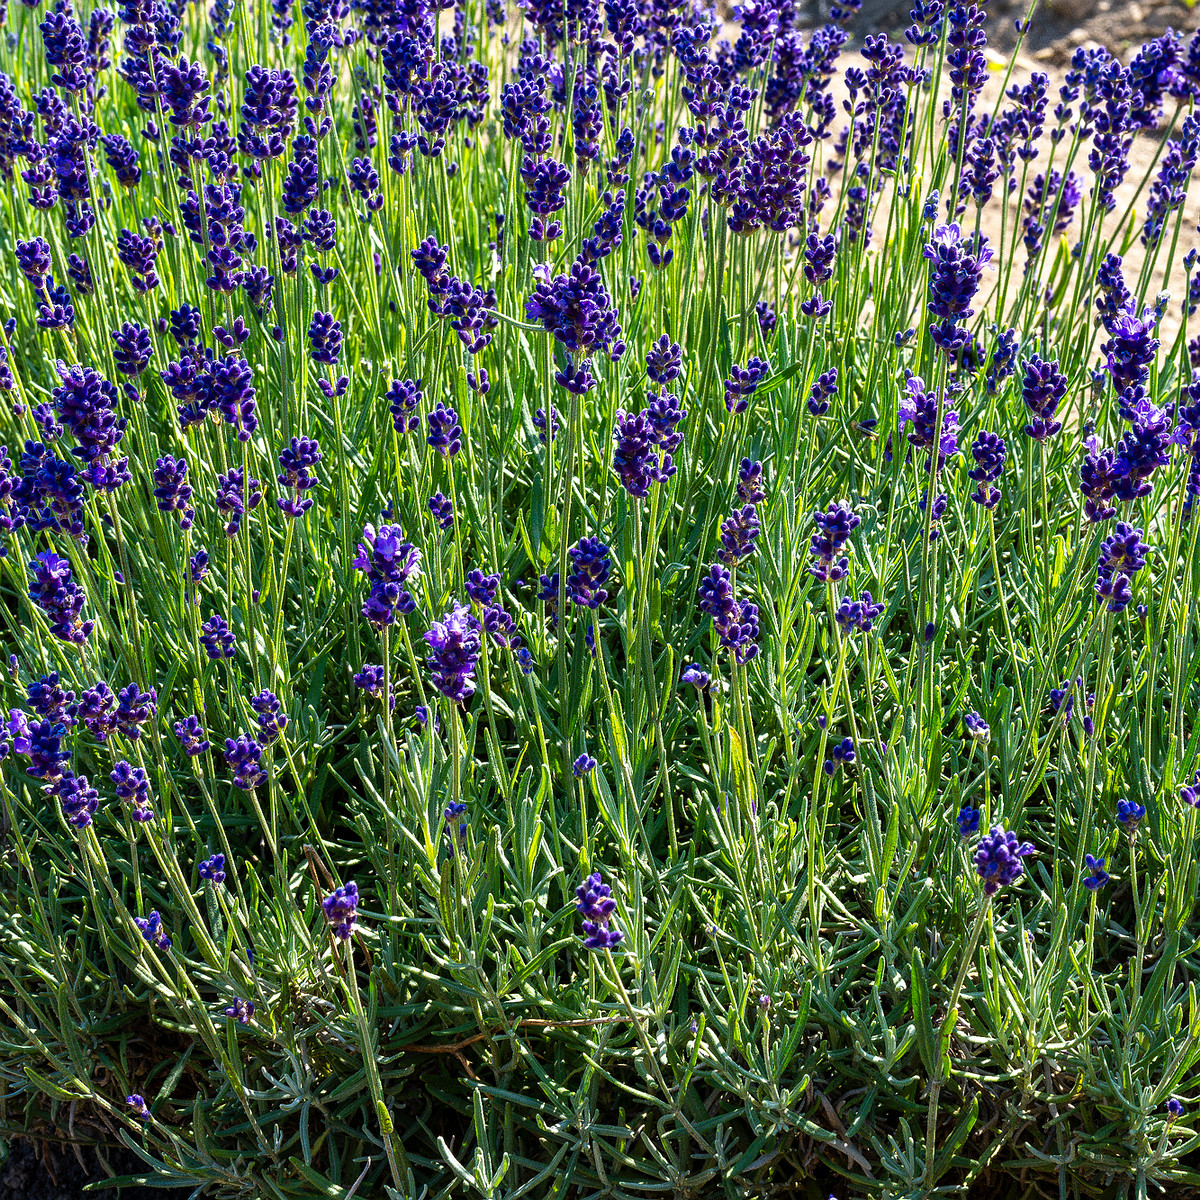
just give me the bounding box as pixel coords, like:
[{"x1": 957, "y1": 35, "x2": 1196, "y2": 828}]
[{"x1": 2, "y1": 0, "x2": 1200, "y2": 1194}]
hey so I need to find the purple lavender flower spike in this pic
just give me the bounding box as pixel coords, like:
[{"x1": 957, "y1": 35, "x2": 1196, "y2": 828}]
[
  {"x1": 428, "y1": 491, "x2": 454, "y2": 530},
  {"x1": 323, "y1": 881, "x2": 360, "y2": 939},
  {"x1": 899, "y1": 375, "x2": 959, "y2": 469},
  {"x1": 724, "y1": 357, "x2": 770, "y2": 415},
  {"x1": 225, "y1": 733, "x2": 267, "y2": 790},
  {"x1": 427, "y1": 401, "x2": 462, "y2": 458},
  {"x1": 211, "y1": 357, "x2": 257, "y2": 441},
  {"x1": 201, "y1": 614, "x2": 236, "y2": 659},
  {"x1": 1082, "y1": 854, "x2": 1109, "y2": 890},
  {"x1": 152, "y1": 456, "x2": 194, "y2": 529},
  {"x1": 134, "y1": 911, "x2": 172, "y2": 951},
  {"x1": 718, "y1": 506, "x2": 761, "y2": 565},
  {"x1": 27, "y1": 673, "x2": 75, "y2": 725},
  {"x1": 823, "y1": 737, "x2": 855, "y2": 775},
  {"x1": 1020, "y1": 356, "x2": 1067, "y2": 441},
  {"x1": 567, "y1": 537, "x2": 612, "y2": 608},
  {"x1": 1180, "y1": 771, "x2": 1200, "y2": 808},
  {"x1": 225, "y1": 997, "x2": 254, "y2": 1024},
  {"x1": 809, "y1": 501, "x2": 860, "y2": 583},
  {"x1": 198, "y1": 853, "x2": 226, "y2": 884},
  {"x1": 275, "y1": 437, "x2": 321, "y2": 518},
  {"x1": 974, "y1": 826, "x2": 1035, "y2": 895},
  {"x1": 738, "y1": 460, "x2": 766, "y2": 505},
  {"x1": 1117, "y1": 797, "x2": 1146, "y2": 829},
  {"x1": 836, "y1": 591, "x2": 885, "y2": 635},
  {"x1": 250, "y1": 690, "x2": 287, "y2": 742},
  {"x1": 923, "y1": 223, "x2": 992, "y2": 353},
  {"x1": 613, "y1": 408, "x2": 673, "y2": 498},
  {"x1": 28, "y1": 550, "x2": 93, "y2": 644},
  {"x1": 112, "y1": 760, "x2": 154, "y2": 822},
  {"x1": 58, "y1": 773, "x2": 100, "y2": 828},
  {"x1": 697, "y1": 564, "x2": 761, "y2": 663},
  {"x1": 964, "y1": 711, "x2": 990, "y2": 742},
  {"x1": 968, "y1": 432, "x2": 1006, "y2": 508},
  {"x1": 525, "y1": 258, "x2": 624, "y2": 363},
  {"x1": 956, "y1": 805, "x2": 981, "y2": 837},
  {"x1": 353, "y1": 524, "x2": 421, "y2": 628},
  {"x1": 424, "y1": 603, "x2": 482, "y2": 703},
  {"x1": 575, "y1": 871, "x2": 623, "y2": 951},
  {"x1": 386, "y1": 379, "x2": 422, "y2": 434},
  {"x1": 1095, "y1": 522, "x2": 1147, "y2": 613}
]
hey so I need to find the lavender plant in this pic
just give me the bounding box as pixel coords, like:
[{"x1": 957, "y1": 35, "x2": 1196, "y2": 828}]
[{"x1": 1, "y1": 0, "x2": 1200, "y2": 1194}]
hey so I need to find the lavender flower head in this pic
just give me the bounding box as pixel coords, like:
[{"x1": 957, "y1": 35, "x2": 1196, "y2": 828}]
[
  {"x1": 276, "y1": 437, "x2": 321, "y2": 517},
  {"x1": 424, "y1": 602, "x2": 482, "y2": 703},
  {"x1": 250, "y1": 690, "x2": 288, "y2": 742},
  {"x1": 737, "y1": 459, "x2": 766, "y2": 505},
  {"x1": 1116, "y1": 797, "x2": 1146, "y2": 829},
  {"x1": 134, "y1": 911, "x2": 172, "y2": 951},
  {"x1": 427, "y1": 401, "x2": 462, "y2": 458},
  {"x1": 152, "y1": 456, "x2": 194, "y2": 528},
  {"x1": 923, "y1": 223, "x2": 992, "y2": 352},
  {"x1": 201, "y1": 614, "x2": 236, "y2": 659},
  {"x1": 899, "y1": 375, "x2": 959, "y2": 470},
  {"x1": 567, "y1": 537, "x2": 612, "y2": 608},
  {"x1": 836, "y1": 591, "x2": 885, "y2": 634},
  {"x1": 24, "y1": 718, "x2": 68, "y2": 785},
  {"x1": 198, "y1": 853, "x2": 226, "y2": 884},
  {"x1": 112, "y1": 760, "x2": 154, "y2": 822},
  {"x1": 697, "y1": 564, "x2": 760, "y2": 663},
  {"x1": 323, "y1": 881, "x2": 360, "y2": 939},
  {"x1": 809, "y1": 501, "x2": 860, "y2": 583},
  {"x1": 28, "y1": 550, "x2": 93, "y2": 645},
  {"x1": 612, "y1": 408, "x2": 673, "y2": 498},
  {"x1": 968, "y1": 432, "x2": 1006, "y2": 508},
  {"x1": 465, "y1": 570, "x2": 501, "y2": 607},
  {"x1": 823, "y1": 737, "x2": 855, "y2": 775},
  {"x1": 525, "y1": 258, "x2": 624, "y2": 363},
  {"x1": 1096, "y1": 522, "x2": 1147, "y2": 613},
  {"x1": 964, "y1": 711, "x2": 990, "y2": 743},
  {"x1": 1180, "y1": 771, "x2": 1200, "y2": 808},
  {"x1": 444, "y1": 801, "x2": 467, "y2": 846},
  {"x1": 718, "y1": 505, "x2": 761, "y2": 566},
  {"x1": 957, "y1": 805, "x2": 981, "y2": 837},
  {"x1": 974, "y1": 826, "x2": 1035, "y2": 895},
  {"x1": 353, "y1": 664, "x2": 396, "y2": 710},
  {"x1": 1021, "y1": 356, "x2": 1067, "y2": 441},
  {"x1": 724, "y1": 357, "x2": 770, "y2": 415},
  {"x1": 1102, "y1": 307, "x2": 1159, "y2": 394},
  {"x1": 575, "y1": 871, "x2": 623, "y2": 951},
  {"x1": 646, "y1": 334, "x2": 682, "y2": 384},
  {"x1": 225, "y1": 997, "x2": 255, "y2": 1024},
  {"x1": 428, "y1": 491, "x2": 454, "y2": 530},
  {"x1": 386, "y1": 378, "x2": 422, "y2": 434},
  {"x1": 225, "y1": 733, "x2": 267, "y2": 790},
  {"x1": 1082, "y1": 854, "x2": 1110, "y2": 891},
  {"x1": 353, "y1": 523, "x2": 421, "y2": 628},
  {"x1": 533, "y1": 406, "x2": 559, "y2": 444},
  {"x1": 174, "y1": 715, "x2": 210, "y2": 756},
  {"x1": 27, "y1": 673, "x2": 76, "y2": 725},
  {"x1": 58, "y1": 773, "x2": 100, "y2": 829},
  {"x1": 116, "y1": 684, "x2": 157, "y2": 741}
]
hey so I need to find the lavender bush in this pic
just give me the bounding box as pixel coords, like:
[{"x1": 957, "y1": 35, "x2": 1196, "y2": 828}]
[{"x1": 0, "y1": 0, "x2": 1199, "y2": 1193}]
